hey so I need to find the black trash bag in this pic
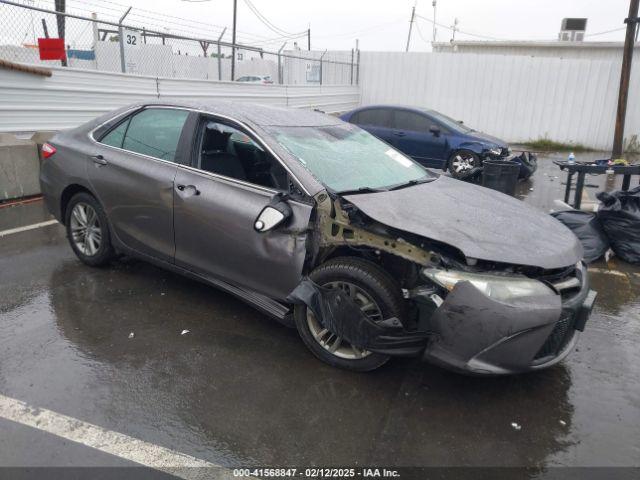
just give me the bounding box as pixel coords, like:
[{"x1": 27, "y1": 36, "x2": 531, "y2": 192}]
[
  {"x1": 287, "y1": 279, "x2": 429, "y2": 355},
  {"x1": 550, "y1": 210, "x2": 609, "y2": 264},
  {"x1": 596, "y1": 186, "x2": 640, "y2": 264},
  {"x1": 511, "y1": 151, "x2": 538, "y2": 181}
]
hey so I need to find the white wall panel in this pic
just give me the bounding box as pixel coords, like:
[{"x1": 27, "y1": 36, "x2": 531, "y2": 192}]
[
  {"x1": 0, "y1": 65, "x2": 359, "y2": 133},
  {"x1": 359, "y1": 52, "x2": 639, "y2": 151}
]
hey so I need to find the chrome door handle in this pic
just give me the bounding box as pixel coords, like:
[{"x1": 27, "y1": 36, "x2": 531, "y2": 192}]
[{"x1": 91, "y1": 154, "x2": 108, "y2": 166}]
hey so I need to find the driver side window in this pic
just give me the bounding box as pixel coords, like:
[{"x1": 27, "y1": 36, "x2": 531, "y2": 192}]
[{"x1": 196, "y1": 118, "x2": 290, "y2": 191}]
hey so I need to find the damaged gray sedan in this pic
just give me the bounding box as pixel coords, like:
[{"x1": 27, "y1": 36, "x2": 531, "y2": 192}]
[{"x1": 40, "y1": 101, "x2": 597, "y2": 374}]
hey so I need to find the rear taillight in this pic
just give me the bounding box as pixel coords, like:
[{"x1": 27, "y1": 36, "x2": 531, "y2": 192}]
[{"x1": 42, "y1": 143, "x2": 56, "y2": 159}]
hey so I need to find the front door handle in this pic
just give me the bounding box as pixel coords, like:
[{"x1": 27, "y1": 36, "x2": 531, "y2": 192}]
[
  {"x1": 176, "y1": 184, "x2": 200, "y2": 196},
  {"x1": 91, "y1": 154, "x2": 108, "y2": 166},
  {"x1": 392, "y1": 131, "x2": 406, "y2": 137}
]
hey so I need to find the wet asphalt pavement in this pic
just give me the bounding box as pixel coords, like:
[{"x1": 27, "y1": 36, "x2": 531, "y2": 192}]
[{"x1": 0, "y1": 153, "x2": 639, "y2": 477}]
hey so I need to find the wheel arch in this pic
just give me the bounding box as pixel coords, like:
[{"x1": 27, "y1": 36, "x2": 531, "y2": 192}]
[{"x1": 60, "y1": 184, "x2": 97, "y2": 226}]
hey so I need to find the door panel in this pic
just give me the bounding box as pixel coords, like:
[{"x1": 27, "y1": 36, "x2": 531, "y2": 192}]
[
  {"x1": 87, "y1": 147, "x2": 178, "y2": 262},
  {"x1": 87, "y1": 108, "x2": 192, "y2": 262},
  {"x1": 173, "y1": 168, "x2": 313, "y2": 300},
  {"x1": 391, "y1": 110, "x2": 448, "y2": 168}
]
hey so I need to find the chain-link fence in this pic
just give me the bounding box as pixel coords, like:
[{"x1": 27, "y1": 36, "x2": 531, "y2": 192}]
[{"x1": 0, "y1": 0, "x2": 359, "y2": 85}]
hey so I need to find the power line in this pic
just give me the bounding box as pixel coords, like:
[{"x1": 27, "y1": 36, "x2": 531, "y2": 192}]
[
  {"x1": 585, "y1": 26, "x2": 627, "y2": 37},
  {"x1": 415, "y1": 13, "x2": 504, "y2": 41},
  {"x1": 242, "y1": 0, "x2": 307, "y2": 38}
]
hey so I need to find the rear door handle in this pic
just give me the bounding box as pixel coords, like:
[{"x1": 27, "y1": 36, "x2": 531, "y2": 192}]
[
  {"x1": 392, "y1": 131, "x2": 406, "y2": 137},
  {"x1": 91, "y1": 154, "x2": 108, "y2": 166}
]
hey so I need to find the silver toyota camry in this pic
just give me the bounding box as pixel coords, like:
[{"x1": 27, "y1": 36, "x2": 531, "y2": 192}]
[{"x1": 39, "y1": 101, "x2": 596, "y2": 374}]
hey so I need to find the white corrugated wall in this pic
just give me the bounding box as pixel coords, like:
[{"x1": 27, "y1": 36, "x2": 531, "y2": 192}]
[
  {"x1": 359, "y1": 52, "x2": 640, "y2": 151},
  {"x1": 0, "y1": 66, "x2": 360, "y2": 132}
]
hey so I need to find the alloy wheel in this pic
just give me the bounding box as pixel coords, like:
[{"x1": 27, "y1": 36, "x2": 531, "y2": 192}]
[
  {"x1": 70, "y1": 202, "x2": 102, "y2": 256},
  {"x1": 451, "y1": 152, "x2": 477, "y2": 174},
  {"x1": 306, "y1": 281, "x2": 383, "y2": 360}
]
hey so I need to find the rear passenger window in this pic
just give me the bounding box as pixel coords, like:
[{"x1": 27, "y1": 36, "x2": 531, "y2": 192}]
[
  {"x1": 393, "y1": 110, "x2": 432, "y2": 132},
  {"x1": 116, "y1": 108, "x2": 189, "y2": 161},
  {"x1": 100, "y1": 118, "x2": 130, "y2": 148},
  {"x1": 351, "y1": 109, "x2": 392, "y2": 128}
]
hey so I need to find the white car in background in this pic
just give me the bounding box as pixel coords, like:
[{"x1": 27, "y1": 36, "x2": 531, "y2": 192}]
[{"x1": 235, "y1": 75, "x2": 274, "y2": 84}]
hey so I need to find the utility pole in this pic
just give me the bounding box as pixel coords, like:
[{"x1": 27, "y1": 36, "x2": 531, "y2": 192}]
[
  {"x1": 231, "y1": 0, "x2": 237, "y2": 81},
  {"x1": 307, "y1": 25, "x2": 311, "y2": 50},
  {"x1": 612, "y1": 0, "x2": 639, "y2": 158},
  {"x1": 432, "y1": 0, "x2": 437, "y2": 42},
  {"x1": 54, "y1": 0, "x2": 66, "y2": 66},
  {"x1": 405, "y1": 4, "x2": 416, "y2": 52},
  {"x1": 451, "y1": 18, "x2": 459, "y2": 42}
]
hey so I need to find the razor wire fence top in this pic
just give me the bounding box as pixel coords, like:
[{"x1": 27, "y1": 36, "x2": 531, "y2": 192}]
[{"x1": 0, "y1": 0, "x2": 358, "y2": 84}]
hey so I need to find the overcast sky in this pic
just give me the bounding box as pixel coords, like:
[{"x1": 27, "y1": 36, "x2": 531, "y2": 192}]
[{"x1": 54, "y1": 0, "x2": 633, "y2": 51}]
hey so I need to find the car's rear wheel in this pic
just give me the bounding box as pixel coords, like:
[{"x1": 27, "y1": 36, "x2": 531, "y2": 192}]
[
  {"x1": 65, "y1": 192, "x2": 114, "y2": 267},
  {"x1": 294, "y1": 257, "x2": 405, "y2": 372},
  {"x1": 448, "y1": 149, "x2": 480, "y2": 180}
]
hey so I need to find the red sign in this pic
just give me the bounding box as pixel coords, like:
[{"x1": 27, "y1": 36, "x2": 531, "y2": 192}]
[{"x1": 38, "y1": 38, "x2": 66, "y2": 61}]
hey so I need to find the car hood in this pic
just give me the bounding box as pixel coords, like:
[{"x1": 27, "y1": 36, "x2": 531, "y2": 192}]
[{"x1": 343, "y1": 176, "x2": 582, "y2": 269}]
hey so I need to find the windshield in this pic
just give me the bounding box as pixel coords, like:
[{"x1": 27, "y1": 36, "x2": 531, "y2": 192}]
[
  {"x1": 269, "y1": 124, "x2": 432, "y2": 193},
  {"x1": 425, "y1": 109, "x2": 473, "y2": 133}
]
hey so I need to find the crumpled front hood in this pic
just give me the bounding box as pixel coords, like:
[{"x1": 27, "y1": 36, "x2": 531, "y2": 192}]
[{"x1": 343, "y1": 176, "x2": 582, "y2": 269}]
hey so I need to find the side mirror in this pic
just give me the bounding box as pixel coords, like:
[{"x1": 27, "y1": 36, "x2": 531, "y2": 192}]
[
  {"x1": 429, "y1": 125, "x2": 441, "y2": 137},
  {"x1": 254, "y1": 198, "x2": 292, "y2": 233}
]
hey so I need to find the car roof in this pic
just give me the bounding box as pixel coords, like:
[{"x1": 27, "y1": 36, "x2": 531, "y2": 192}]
[
  {"x1": 124, "y1": 100, "x2": 343, "y2": 127},
  {"x1": 349, "y1": 104, "x2": 432, "y2": 115}
]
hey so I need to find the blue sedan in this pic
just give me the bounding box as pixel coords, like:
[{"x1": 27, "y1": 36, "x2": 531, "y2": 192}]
[{"x1": 340, "y1": 105, "x2": 512, "y2": 180}]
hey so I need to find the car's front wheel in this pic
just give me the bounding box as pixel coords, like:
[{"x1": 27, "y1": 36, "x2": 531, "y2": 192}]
[
  {"x1": 448, "y1": 149, "x2": 480, "y2": 180},
  {"x1": 294, "y1": 257, "x2": 405, "y2": 372},
  {"x1": 65, "y1": 192, "x2": 114, "y2": 267}
]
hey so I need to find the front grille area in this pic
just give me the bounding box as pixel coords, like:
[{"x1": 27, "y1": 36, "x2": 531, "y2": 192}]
[{"x1": 534, "y1": 310, "x2": 576, "y2": 360}]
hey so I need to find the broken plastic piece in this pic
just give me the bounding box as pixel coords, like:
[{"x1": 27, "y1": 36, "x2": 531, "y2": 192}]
[
  {"x1": 128, "y1": 332, "x2": 135, "y2": 339},
  {"x1": 287, "y1": 279, "x2": 429, "y2": 355},
  {"x1": 181, "y1": 329, "x2": 190, "y2": 335},
  {"x1": 511, "y1": 422, "x2": 522, "y2": 431}
]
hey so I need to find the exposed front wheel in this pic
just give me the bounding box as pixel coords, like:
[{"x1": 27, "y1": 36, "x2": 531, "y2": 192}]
[
  {"x1": 65, "y1": 192, "x2": 114, "y2": 267},
  {"x1": 448, "y1": 149, "x2": 480, "y2": 180},
  {"x1": 294, "y1": 257, "x2": 405, "y2": 372}
]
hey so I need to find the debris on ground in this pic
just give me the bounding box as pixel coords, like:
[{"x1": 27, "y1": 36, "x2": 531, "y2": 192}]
[
  {"x1": 559, "y1": 420, "x2": 567, "y2": 426},
  {"x1": 511, "y1": 422, "x2": 522, "y2": 431},
  {"x1": 596, "y1": 187, "x2": 640, "y2": 264},
  {"x1": 128, "y1": 332, "x2": 135, "y2": 339},
  {"x1": 181, "y1": 329, "x2": 190, "y2": 335},
  {"x1": 551, "y1": 210, "x2": 609, "y2": 263}
]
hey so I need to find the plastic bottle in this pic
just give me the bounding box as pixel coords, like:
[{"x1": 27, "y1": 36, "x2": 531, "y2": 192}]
[{"x1": 567, "y1": 152, "x2": 575, "y2": 164}]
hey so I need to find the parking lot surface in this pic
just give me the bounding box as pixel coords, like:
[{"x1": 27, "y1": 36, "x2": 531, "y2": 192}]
[{"x1": 1, "y1": 153, "x2": 639, "y2": 476}]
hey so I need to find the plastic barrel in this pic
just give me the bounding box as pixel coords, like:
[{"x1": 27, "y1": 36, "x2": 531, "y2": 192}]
[{"x1": 481, "y1": 160, "x2": 520, "y2": 196}]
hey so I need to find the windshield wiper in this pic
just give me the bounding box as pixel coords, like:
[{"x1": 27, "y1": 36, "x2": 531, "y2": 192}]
[
  {"x1": 337, "y1": 186, "x2": 388, "y2": 195},
  {"x1": 387, "y1": 177, "x2": 434, "y2": 191}
]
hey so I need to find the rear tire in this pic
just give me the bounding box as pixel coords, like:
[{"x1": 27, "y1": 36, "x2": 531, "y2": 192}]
[
  {"x1": 294, "y1": 257, "x2": 405, "y2": 372},
  {"x1": 65, "y1": 192, "x2": 114, "y2": 267}
]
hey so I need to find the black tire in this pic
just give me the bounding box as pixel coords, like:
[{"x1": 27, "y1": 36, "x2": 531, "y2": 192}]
[
  {"x1": 294, "y1": 256, "x2": 405, "y2": 372},
  {"x1": 448, "y1": 149, "x2": 480, "y2": 180},
  {"x1": 65, "y1": 192, "x2": 114, "y2": 267}
]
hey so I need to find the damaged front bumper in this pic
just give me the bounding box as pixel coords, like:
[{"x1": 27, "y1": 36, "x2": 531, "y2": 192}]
[{"x1": 418, "y1": 263, "x2": 595, "y2": 375}]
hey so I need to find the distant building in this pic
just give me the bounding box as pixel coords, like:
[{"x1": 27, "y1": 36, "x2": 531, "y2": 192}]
[{"x1": 431, "y1": 40, "x2": 631, "y2": 61}]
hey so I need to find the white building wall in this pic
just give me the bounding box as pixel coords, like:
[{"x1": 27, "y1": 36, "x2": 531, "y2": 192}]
[{"x1": 359, "y1": 51, "x2": 640, "y2": 151}]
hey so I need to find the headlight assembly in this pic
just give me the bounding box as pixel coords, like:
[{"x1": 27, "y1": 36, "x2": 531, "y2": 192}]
[
  {"x1": 488, "y1": 147, "x2": 502, "y2": 156},
  {"x1": 422, "y1": 268, "x2": 554, "y2": 302}
]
